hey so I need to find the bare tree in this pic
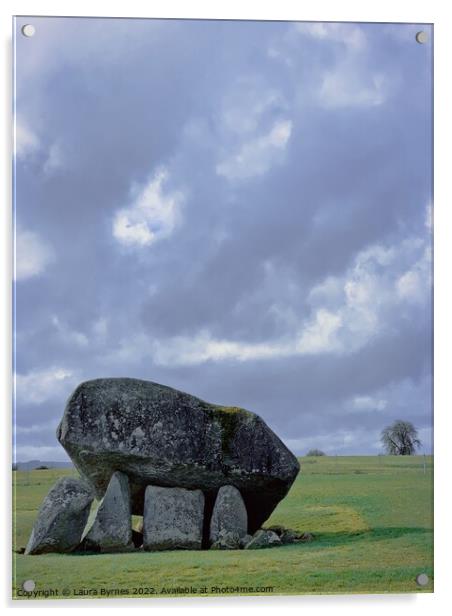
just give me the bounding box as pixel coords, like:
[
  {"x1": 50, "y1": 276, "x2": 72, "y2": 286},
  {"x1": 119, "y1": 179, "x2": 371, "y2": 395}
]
[{"x1": 381, "y1": 420, "x2": 421, "y2": 455}]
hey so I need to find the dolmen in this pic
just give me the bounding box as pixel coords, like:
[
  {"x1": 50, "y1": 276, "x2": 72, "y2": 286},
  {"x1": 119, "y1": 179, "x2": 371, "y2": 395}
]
[{"x1": 25, "y1": 378, "x2": 300, "y2": 554}]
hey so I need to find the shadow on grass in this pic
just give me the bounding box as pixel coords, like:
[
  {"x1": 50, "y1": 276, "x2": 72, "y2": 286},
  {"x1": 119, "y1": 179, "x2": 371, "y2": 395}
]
[
  {"x1": 15, "y1": 527, "x2": 432, "y2": 557},
  {"x1": 66, "y1": 526, "x2": 432, "y2": 556},
  {"x1": 307, "y1": 526, "x2": 432, "y2": 549}
]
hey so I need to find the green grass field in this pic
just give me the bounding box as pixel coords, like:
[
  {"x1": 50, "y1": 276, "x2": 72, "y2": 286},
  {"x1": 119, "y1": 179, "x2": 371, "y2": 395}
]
[{"x1": 12, "y1": 455, "x2": 433, "y2": 600}]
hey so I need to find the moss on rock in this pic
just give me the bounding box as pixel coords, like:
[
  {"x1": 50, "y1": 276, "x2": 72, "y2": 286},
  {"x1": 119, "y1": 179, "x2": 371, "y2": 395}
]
[{"x1": 214, "y1": 406, "x2": 251, "y2": 455}]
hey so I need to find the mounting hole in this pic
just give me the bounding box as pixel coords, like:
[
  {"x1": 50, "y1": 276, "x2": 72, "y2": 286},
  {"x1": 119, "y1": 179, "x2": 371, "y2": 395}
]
[
  {"x1": 21, "y1": 24, "x2": 35, "y2": 38},
  {"x1": 415, "y1": 31, "x2": 428, "y2": 44},
  {"x1": 22, "y1": 579, "x2": 36, "y2": 592},
  {"x1": 416, "y1": 572, "x2": 429, "y2": 587}
]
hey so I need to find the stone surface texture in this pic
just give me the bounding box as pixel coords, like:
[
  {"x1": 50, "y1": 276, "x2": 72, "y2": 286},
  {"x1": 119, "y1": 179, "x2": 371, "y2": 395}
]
[
  {"x1": 210, "y1": 485, "x2": 248, "y2": 544},
  {"x1": 82, "y1": 471, "x2": 133, "y2": 552},
  {"x1": 57, "y1": 378, "x2": 300, "y2": 532},
  {"x1": 244, "y1": 529, "x2": 282, "y2": 550},
  {"x1": 143, "y1": 486, "x2": 204, "y2": 551},
  {"x1": 210, "y1": 530, "x2": 241, "y2": 550},
  {"x1": 25, "y1": 477, "x2": 93, "y2": 555},
  {"x1": 239, "y1": 533, "x2": 253, "y2": 548},
  {"x1": 267, "y1": 525, "x2": 300, "y2": 544}
]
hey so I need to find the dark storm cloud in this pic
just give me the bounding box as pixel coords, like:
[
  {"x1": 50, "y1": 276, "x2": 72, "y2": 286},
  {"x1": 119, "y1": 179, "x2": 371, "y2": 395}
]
[{"x1": 13, "y1": 18, "x2": 432, "y2": 460}]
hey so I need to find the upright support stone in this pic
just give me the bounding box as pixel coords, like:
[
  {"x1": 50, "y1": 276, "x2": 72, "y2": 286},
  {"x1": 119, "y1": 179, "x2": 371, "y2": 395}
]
[
  {"x1": 143, "y1": 486, "x2": 204, "y2": 551},
  {"x1": 82, "y1": 471, "x2": 133, "y2": 552},
  {"x1": 25, "y1": 477, "x2": 94, "y2": 555},
  {"x1": 210, "y1": 485, "x2": 248, "y2": 545}
]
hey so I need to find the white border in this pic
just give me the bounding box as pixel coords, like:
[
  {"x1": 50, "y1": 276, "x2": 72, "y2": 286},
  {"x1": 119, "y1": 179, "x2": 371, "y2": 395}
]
[{"x1": 1, "y1": 1, "x2": 451, "y2": 614}]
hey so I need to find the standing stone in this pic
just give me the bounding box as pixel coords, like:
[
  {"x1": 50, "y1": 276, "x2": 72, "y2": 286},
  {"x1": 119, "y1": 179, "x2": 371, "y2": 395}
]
[
  {"x1": 143, "y1": 486, "x2": 204, "y2": 551},
  {"x1": 57, "y1": 378, "x2": 300, "y2": 532},
  {"x1": 82, "y1": 471, "x2": 133, "y2": 552},
  {"x1": 210, "y1": 485, "x2": 247, "y2": 544},
  {"x1": 25, "y1": 477, "x2": 93, "y2": 555}
]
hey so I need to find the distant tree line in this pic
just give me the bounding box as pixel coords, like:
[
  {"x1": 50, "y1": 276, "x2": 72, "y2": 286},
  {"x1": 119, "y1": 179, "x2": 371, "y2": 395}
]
[
  {"x1": 306, "y1": 449, "x2": 326, "y2": 457},
  {"x1": 12, "y1": 463, "x2": 50, "y2": 471}
]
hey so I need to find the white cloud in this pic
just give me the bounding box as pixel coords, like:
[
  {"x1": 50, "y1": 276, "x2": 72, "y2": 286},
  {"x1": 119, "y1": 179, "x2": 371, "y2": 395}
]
[
  {"x1": 150, "y1": 331, "x2": 285, "y2": 365},
  {"x1": 14, "y1": 117, "x2": 39, "y2": 159},
  {"x1": 291, "y1": 23, "x2": 388, "y2": 109},
  {"x1": 267, "y1": 46, "x2": 293, "y2": 67},
  {"x1": 150, "y1": 306, "x2": 336, "y2": 366},
  {"x1": 92, "y1": 317, "x2": 108, "y2": 339},
  {"x1": 113, "y1": 167, "x2": 184, "y2": 247},
  {"x1": 396, "y1": 243, "x2": 432, "y2": 303},
  {"x1": 319, "y1": 69, "x2": 386, "y2": 108},
  {"x1": 15, "y1": 116, "x2": 64, "y2": 174},
  {"x1": 310, "y1": 229, "x2": 431, "y2": 346},
  {"x1": 296, "y1": 309, "x2": 342, "y2": 354},
  {"x1": 43, "y1": 142, "x2": 64, "y2": 174},
  {"x1": 146, "y1": 223, "x2": 431, "y2": 366},
  {"x1": 151, "y1": 307, "x2": 342, "y2": 366},
  {"x1": 306, "y1": 245, "x2": 386, "y2": 350},
  {"x1": 216, "y1": 119, "x2": 292, "y2": 180},
  {"x1": 354, "y1": 243, "x2": 395, "y2": 268},
  {"x1": 220, "y1": 88, "x2": 286, "y2": 136},
  {"x1": 104, "y1": 314, "x2": 343, "y2": 368},
  {"x1": 102, "y1": 206, "x2": 432, "y2": 368},
  {"x1": 51, "y1": 315, "x2": 89, "y2": 347},
  {"x1": 15, "y1": 227, "x2": 54, "y2": 281},
  {"x1": 351, "y1": 395, "x2": 387, "y2": 411},
  {"x1": 15, "y1": 367, "x2": 77, "y2": 405},
  {"x1": 307, "y1": 276, "x2": 343, "y2": 305},
  {"x1": 215, "y1": 79, "x2": 293, "y2": 181},
  {"x1": 295, "y1": 22, "x2": 367, "y2": 51},
  {"x1": 396, "y1": 270, "x2": 423, "y2": 301}
]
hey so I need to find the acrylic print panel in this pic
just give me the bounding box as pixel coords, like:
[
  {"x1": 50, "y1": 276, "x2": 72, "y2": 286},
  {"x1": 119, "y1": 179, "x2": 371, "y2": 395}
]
[{"x1": 13, "y1": 16, "x2": 433, "y2": 600}]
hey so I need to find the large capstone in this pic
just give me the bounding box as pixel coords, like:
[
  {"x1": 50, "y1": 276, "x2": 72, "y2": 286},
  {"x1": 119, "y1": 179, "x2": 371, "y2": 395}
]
[
  {"x1": 57, "y1": 378, "x2": 300, "y2": 532},
  {"x1": 82, "y1": 471, "x2": 133, "y2": 552},
  {"x1": 143, "y1": 486, "x2": 204, "y2": 551},
  {"x1": 210, "y1": 485, "x2": 247, "y2": 544},
  {"x1": 25, "y1": 477, "x2": 93, "y2": 555}
]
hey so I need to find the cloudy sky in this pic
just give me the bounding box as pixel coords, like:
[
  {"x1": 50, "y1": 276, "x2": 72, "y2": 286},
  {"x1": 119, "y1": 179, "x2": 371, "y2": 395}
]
[{"x1": 13, "y1": 17, "x2": 433, "y2": 461}]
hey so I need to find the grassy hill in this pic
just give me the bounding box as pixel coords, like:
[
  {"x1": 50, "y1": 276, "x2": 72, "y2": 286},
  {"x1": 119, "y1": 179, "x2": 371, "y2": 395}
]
[{"x1": 12, "y1": 455, "x2": 433, "y2": 599}]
